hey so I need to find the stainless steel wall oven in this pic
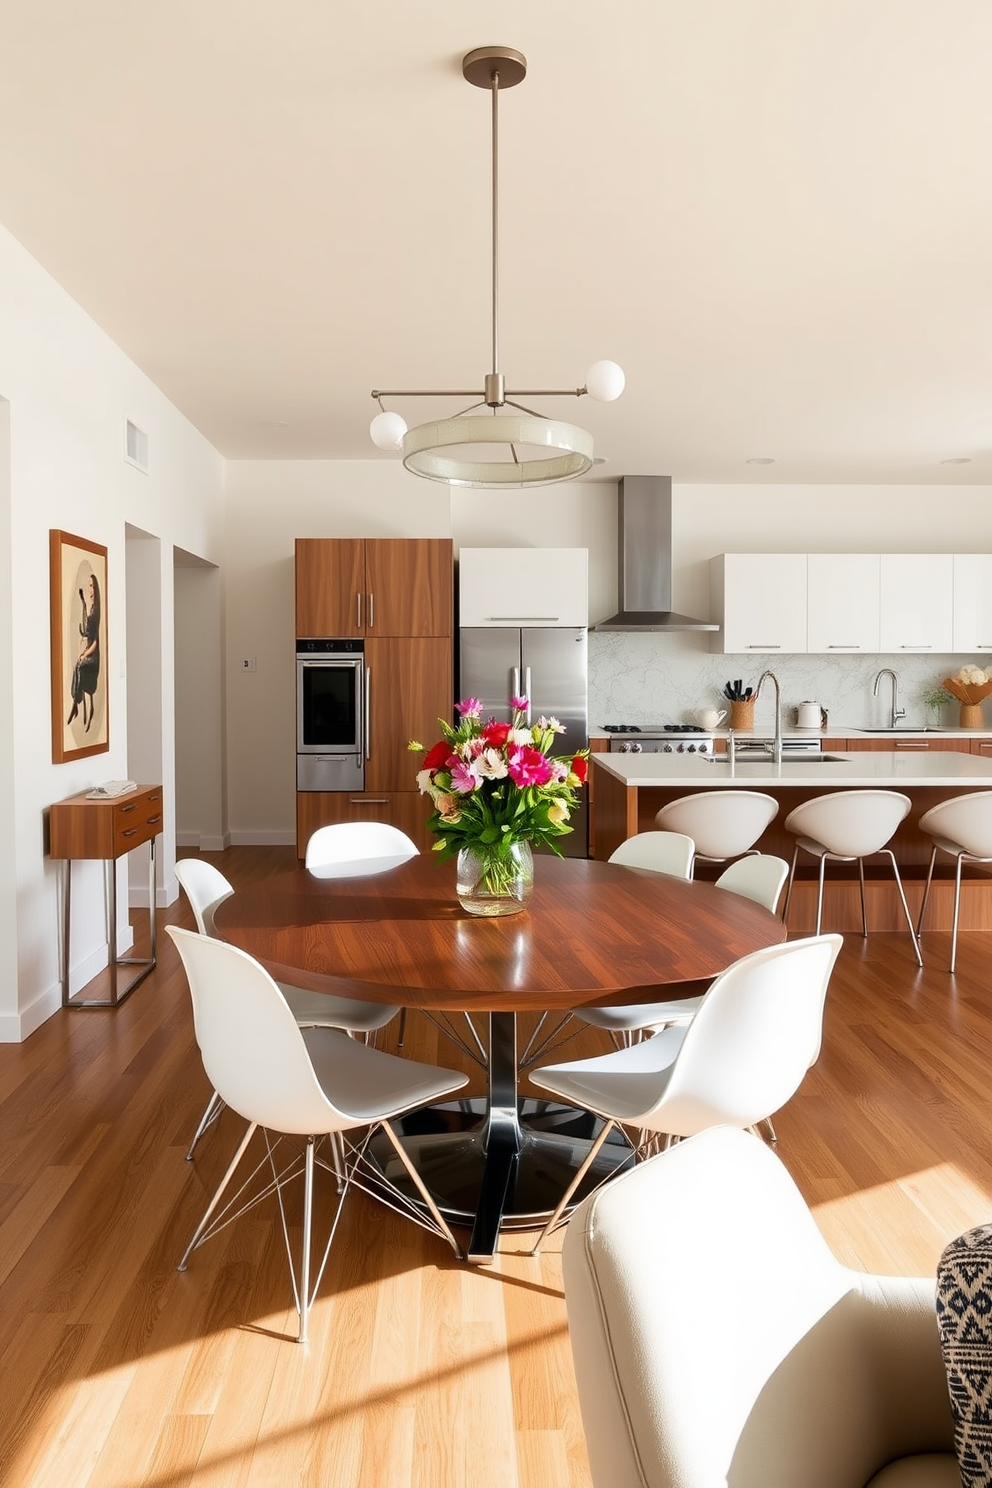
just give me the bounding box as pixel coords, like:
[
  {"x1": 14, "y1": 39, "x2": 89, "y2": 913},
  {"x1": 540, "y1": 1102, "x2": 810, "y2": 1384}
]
[{"x1": 296, "y1": 638, "x2": 365, "y2": 791}]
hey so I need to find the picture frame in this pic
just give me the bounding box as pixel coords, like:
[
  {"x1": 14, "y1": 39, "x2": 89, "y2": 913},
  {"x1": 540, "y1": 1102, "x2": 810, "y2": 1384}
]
[{"x1": 50, "y1": 529, "x2": 109, "y2": 763}]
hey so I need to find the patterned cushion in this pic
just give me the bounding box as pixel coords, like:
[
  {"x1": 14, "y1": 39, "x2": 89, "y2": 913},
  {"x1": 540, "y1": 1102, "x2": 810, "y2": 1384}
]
[{"x1": 936, "y1": 1224, "x2": 992, "y2": 1486}]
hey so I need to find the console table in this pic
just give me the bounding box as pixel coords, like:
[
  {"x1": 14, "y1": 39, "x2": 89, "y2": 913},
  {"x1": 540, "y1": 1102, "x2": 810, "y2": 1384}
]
[{"x1": 49, "y1": 784, "x2": 163, "y2": 1008}]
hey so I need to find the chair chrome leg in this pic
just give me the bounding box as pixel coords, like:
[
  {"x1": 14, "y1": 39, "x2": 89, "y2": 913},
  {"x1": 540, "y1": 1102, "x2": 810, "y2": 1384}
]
[
  {"x1": 916, "y1": 845, "x2": 938, "y2": 936},
  {"x1": 298, "y1": 1138, "x2": 314, "y2": 1344},
  {"x1": 530, "y1": 1117, "x2": 617, "y2": 1256},
  {"x1": 882, "y1": 848, "x2": 923, "y2": 967},
  {"x1": 950, "y1": 854, "x2": 964, "y2": 975},
  {"x1": 396, "y1": 1008, "x2": 407, "y2": 1048},
  {"x1": 815, "y1": 853, "x2": 827, "y2": 936},
  {"x1": 379, "y1": 1120, "x2": 463, "y2": 1259},
  {"x1": 179, "y1": 1121, "x2": 258, "y2": 1270},
  {"x1": 185, "y1": 1088, "x2": 224, "y2": 1161},
  {"x1": 857, "y1": 858, "x2": 868, "y2": 938},
  {"x1": 782, "y1": 844, "x2": 801, "y2": 926},
  {"x1": 760, "y1": 1116, "x2": 778, "y2": 1144}
]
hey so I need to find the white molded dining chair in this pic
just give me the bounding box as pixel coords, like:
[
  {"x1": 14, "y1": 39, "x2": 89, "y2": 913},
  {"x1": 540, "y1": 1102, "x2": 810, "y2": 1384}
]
[
  {"x1": 607, "y1": 829, "x2": 695, "y2": 878},
  {"x1": 574, "y1": 855, "x2": 790, "y2": 1042},
  {"x1": 530, "y1": 932, "x2": 842, "y2": 1253},
  {"x1": 304, "y1": 821, "x2": 419, "y2": 878},
  {"x1": 916, "y1": 791, "x2": 992, "y2": 973},
  {"x1": 167, "y1": 926, "x2": 468, "y2": 1344},
  {"x1": 562, "y1": 1127, "x2": 956, "y2": 1488},
  {"x1": 781, "y1": 789, "x2": 923, "y2": 965},
  {"x1": 175, "y1": 859, "x2": 400, "y2": 1160},
  {"x1": 654, "y1": 789, "x2": 778, "y2": 867},
  {"x1": 518, "y1": 831, "x2": 695, "y2": 1072}
]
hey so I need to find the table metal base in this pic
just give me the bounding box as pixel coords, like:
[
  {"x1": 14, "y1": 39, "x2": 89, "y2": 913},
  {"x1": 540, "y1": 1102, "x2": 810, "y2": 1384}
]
[{"x1": 368, "y1": 1096, "x2": 635, "y2": 1263}]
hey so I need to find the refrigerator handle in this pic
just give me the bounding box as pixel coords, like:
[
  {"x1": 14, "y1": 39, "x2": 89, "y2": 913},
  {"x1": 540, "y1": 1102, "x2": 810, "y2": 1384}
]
[
  {"x1": 524, "y1": 668, "x2": 532, "y2": 724},
  {"x1": 511, "y1": 666, "x2": 520, "y2": 707}
]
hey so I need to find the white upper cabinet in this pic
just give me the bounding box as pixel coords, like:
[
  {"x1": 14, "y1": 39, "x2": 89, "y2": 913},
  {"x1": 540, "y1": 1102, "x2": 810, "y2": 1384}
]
[
  {"x1": 806, "y1": 554, "x2": 880, "y2": 653},
  {"x1": 878, "y1": 554, "x2": 953, "y2": 653},
  {"x1": 953, "y1": 554, "x2": 992, "y2": 653},
  {"x1": 458, "y1": 548, "x2": 588, "y2": 628},
  {"x1": 709, "y1": 554, "x2": 807, "y2": 654}
]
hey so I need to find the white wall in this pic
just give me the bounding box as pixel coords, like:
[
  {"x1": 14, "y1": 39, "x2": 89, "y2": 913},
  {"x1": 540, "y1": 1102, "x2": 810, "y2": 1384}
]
[{"x1": 0, "y1": 223, "x2": 224, "y2": 1040}]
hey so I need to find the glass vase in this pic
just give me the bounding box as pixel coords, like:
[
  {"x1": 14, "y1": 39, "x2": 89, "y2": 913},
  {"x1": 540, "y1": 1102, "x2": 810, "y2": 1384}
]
[{"x1": 456, "y1": 841, "x2": 534, "y2": 917}]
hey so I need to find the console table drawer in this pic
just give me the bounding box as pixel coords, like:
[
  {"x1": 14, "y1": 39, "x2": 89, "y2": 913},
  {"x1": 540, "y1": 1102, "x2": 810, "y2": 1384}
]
[{"x1": 50, "y1": 785, "x2": 164, "y2": 861}]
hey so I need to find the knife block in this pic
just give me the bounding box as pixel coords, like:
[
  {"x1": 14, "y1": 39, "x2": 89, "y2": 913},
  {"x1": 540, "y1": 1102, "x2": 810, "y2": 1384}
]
[{"x1": 729, "y1": 698, "x2": 755, "y2": 731}]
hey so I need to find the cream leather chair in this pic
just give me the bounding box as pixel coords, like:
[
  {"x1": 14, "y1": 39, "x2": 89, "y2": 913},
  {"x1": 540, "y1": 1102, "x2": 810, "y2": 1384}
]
[
  {"x1": 654, "y1": 789, "x2": 778, "y2": 868},
  {"x1": 168, "y1": 926, "x2": 468, "y2": 1344},
  {"x1": 916, "y1": 791, "x2": 992, "y2": 973},
  {"x1": 562, "y1": 1127, "x2": 957, "y2": 1488}
]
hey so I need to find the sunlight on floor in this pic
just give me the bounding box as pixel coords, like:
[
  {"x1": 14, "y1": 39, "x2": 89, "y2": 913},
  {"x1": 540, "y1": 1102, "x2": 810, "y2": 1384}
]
[{"x1": 813, "y1": 1162, "x2": 992, "y2": 1275}]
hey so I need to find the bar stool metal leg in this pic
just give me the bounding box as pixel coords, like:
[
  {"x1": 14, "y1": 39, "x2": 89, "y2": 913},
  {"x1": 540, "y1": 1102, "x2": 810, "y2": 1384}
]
[{"x1": 880, "y1": 848, "x2": 923, "y2": 967}]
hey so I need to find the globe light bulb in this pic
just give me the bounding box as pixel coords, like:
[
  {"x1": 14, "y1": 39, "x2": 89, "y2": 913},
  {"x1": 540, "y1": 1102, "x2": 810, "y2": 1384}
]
[
  {"x1": 585, "y1": 360, "x2": 626, "y2": 403},
  {"x1": 369, "y1": 410, "x2": 408, "y2": 451}
]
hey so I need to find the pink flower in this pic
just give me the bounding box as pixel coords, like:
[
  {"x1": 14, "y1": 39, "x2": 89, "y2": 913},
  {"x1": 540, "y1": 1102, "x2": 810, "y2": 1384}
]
[
  {"x1": 456, "y1": 697, "x2": 484, "y2": 718},
  {"x1": 507, "y1": 745, "x2": 553, "y2": 788},
  {"x1": 510, "y1": 695, "x2": 529, "y2": 711},
  {"x1": 450, "y1": 759, "x2": 481, "y2": 794}
]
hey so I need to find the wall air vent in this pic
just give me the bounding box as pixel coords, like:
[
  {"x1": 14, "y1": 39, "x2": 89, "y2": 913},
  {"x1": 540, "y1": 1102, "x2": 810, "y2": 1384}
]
[{"x1": 124, "y1": 419, "x2": 149, "y2": 473}]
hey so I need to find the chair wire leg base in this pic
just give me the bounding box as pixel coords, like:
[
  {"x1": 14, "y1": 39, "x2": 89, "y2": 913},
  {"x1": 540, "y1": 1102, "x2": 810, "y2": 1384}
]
[
  {"x1": 530, "y1": 1117, "x2": 617, "y2": 1256},
  {"x1": 185, "y1": 1089, "x2": 225, "y2": 1161},
  {"x1": 881, "y1": 848, "x2": 923, "y2": 966}
]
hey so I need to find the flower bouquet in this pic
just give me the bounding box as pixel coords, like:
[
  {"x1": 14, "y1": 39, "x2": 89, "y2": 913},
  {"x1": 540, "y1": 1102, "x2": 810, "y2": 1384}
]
[
  {"x1": 941, "y1": 665, "x2": 992, "y2": 729},
  {"x1": 409, "y1": 696, "x2": 589, "y2": 916}
]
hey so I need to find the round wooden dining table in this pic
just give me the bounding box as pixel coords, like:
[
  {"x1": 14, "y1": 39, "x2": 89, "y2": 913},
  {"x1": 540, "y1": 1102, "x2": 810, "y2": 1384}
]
[{"x1": 214, "y1": 854, "x2": 786, "y2": 1261}]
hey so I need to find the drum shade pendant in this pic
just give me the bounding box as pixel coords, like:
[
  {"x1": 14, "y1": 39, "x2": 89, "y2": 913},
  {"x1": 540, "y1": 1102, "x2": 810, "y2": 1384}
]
[{"x1": 369, "y1": 46, "x2": 624, "y2": 488}]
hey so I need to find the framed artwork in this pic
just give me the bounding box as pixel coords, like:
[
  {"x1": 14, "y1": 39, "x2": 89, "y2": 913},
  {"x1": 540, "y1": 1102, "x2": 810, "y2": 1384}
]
[{"x1": 50, "y1": 530, "x2": 109, "y2": 763}]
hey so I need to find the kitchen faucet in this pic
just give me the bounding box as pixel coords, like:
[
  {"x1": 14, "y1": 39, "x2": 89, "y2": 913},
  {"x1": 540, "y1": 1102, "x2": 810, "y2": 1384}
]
[
  {"x1": 755, "y1": 670, "x2": 783, "y2": 764},
  {"x1": 872, "y1": 668, "x2": 905, "y2": 728}
]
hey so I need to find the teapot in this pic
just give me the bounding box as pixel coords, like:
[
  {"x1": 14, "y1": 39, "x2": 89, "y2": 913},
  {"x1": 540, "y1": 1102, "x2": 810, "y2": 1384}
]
[
  {"x1": 796, "y1": 701, "x2": 828, "y2": 729},
  {"x1": 693, "y1": 707, "x2": 728, "y2": 730}
]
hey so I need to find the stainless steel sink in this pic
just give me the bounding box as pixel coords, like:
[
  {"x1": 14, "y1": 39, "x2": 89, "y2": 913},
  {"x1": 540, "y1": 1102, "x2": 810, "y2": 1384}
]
[{"x1": 702, "y1": 752, "x2": 850, "y2": 764}]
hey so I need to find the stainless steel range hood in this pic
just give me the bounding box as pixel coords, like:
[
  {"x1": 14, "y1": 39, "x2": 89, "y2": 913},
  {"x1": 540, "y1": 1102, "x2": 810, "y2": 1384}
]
[{"x1": 593, "y1": 475, "x2": 718, "y2": 632}]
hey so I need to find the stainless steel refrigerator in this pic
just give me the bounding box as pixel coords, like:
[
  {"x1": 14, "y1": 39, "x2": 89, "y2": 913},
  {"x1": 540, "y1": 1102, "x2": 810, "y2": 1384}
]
[{"x1": 458, "y1": 627, "x2": 589, "y2": 856}]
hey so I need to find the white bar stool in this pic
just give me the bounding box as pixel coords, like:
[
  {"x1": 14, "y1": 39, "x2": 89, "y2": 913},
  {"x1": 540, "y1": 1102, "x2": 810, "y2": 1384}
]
[
  {"x1": 654, "y1": 790, "x2": 778, "y2": 869},
  {"x1": 916, "y1": 791, "x2": 992, "y2": 973},
  {"x1": 781, "y1": 789, "x2": 923, "y2": 965}
]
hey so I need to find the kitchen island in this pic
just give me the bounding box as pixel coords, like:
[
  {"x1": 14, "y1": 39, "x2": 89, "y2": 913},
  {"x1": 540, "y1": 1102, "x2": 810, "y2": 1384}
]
[{"x1": 591, "y1": 750, "x2": 992, "y2": 935}]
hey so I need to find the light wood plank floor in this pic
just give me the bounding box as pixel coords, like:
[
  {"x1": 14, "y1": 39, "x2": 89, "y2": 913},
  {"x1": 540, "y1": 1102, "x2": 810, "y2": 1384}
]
[{"x1": 2, "y1": 845, "x2": 992, "y2": 1487}]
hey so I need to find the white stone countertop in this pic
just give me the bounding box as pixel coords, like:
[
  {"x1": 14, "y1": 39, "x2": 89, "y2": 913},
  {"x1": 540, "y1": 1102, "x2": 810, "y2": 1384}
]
[
  {"x1": 592, "y1": 750, "x2": 992, "y2": 789},
  {"x1": 588, "y1": 726, "x2": 992, "y2": 741}
]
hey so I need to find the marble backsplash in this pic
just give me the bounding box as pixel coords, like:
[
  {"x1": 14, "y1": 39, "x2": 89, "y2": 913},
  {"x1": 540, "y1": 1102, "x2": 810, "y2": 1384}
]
[{"x1": 587, "y1": 635, "x2": 982, "y2": 732}]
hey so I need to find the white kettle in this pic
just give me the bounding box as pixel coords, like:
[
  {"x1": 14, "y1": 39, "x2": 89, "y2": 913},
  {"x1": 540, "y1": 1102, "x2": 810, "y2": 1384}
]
[{"x1": 797, "y1": 701, "x2": 827, "y2": 729}]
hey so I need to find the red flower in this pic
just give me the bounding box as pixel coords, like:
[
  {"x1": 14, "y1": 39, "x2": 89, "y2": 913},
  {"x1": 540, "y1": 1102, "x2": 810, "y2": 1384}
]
[
  {"x1": 570, "y1": 755, "x2": 588, "y2": 784},
  {"x1": 507, "y1": 745, "x2": 554, "y2": 788},
  {"x1": 481, "y1": 721, "x2": 512, "y2": 749},
  {"x1": 423, "y1": 739, "x2": 452, "y2": 772}
]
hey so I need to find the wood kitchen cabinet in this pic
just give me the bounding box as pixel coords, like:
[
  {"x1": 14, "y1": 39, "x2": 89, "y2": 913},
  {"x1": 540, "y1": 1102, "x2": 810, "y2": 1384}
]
[
  {"x1": 842, "y1": 736, "x2": 976, "y2": 755},
  {"x1": 709, "y1": 553, "x2": 807, "y2": 654},
  {"x1": 295, "y1": 537, "x2": 452, "y2": 637},
  {"x1": 365, "y1": 637, "x2": 451, "y2": 791},
  {"x1": 297, "y1": 790, "x2": 435, "y2": 856}
]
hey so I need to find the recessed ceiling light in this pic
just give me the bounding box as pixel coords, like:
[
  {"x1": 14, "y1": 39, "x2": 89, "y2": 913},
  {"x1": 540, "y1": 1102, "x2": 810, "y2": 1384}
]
[
  {"x1": 940, "y1": 456, "x2": 971, "y2": 465},
  {"x1": 746, "y1": 456, "x2": 775, "y2": 465}
]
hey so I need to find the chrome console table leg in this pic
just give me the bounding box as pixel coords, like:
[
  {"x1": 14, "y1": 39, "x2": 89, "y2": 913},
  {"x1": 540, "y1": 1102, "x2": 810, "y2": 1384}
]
[{"x1": 62, "y1": 838, "x2": 158, "y2": 1009}]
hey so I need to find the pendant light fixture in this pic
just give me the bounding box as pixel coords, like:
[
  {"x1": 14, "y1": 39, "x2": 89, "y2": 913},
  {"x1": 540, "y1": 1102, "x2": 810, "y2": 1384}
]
[{"x1": 369, "y1": 46, "x2": 625, "y2": 488}]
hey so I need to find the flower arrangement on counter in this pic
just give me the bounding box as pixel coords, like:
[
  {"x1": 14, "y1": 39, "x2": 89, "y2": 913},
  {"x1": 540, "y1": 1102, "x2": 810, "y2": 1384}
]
[
  {"x1": 941, "y1": 665, "x2": 992, "y2": 727},
  {"x1": 409, "y1": 696, "x2": 589, "y2": 873}
]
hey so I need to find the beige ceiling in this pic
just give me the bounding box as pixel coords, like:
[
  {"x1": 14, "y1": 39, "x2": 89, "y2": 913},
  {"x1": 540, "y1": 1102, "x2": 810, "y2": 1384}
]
[{"x1": 1, "y1": 1, "x2": 990, "y2": 482}]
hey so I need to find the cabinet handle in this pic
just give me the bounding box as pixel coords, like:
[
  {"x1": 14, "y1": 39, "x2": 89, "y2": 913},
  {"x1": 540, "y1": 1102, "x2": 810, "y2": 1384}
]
[
  {"x1": 365, "y1": 667, "x2": 371, "y2": 761},
  {"x1": 524, "y1": 667, "x2": 532, "y2": 725},
  {"x1": 368, "y1": 592, "x2": 374, "y2": 629},
  {"x1": 898, "y1": 645, "x2": 931, "y2": 650},
  {"x1": 827, "y1": 644, "x2": 860, "y2": 649},
  {"x1": 122, "y1": 828, "x2": 139, "y2": 838},
  {"x1": 487, "y1": 615, "x2": 560, "y2": 622},
  {"x1": 119, "y1": 803, "x2": 137, "y2": 813},
  {"x1": 894, "y1": 742, "x2": 929, "y2": 749},
  {"x1": 349, "y1": 797, "x2": 389, "y2": 804},
  {"x1": 747, "y1": 644, "x2": 781, "y2": 649},
  {"x1": 356, "y1": 592, "x2": 362, "y2": 629},
  {"x1": 146, "y1": 815, "x2": 162, "y2": 826}
]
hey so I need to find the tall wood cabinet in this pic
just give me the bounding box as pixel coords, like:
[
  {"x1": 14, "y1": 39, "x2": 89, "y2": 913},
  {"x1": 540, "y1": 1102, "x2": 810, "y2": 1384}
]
[{"x1": 295, "y1": 538, "x2": 453, "y2": 857}]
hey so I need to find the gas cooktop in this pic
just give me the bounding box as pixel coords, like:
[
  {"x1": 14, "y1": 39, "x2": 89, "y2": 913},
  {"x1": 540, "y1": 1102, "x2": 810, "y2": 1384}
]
[{"x1": 601, "y1": 723, "x2": 706, "y2": 734}]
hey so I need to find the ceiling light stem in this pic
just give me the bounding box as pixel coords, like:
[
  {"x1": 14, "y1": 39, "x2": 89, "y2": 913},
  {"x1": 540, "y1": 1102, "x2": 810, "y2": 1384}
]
[{"x1": 491, "y1": 68, "x2": 500, "y2": 380}]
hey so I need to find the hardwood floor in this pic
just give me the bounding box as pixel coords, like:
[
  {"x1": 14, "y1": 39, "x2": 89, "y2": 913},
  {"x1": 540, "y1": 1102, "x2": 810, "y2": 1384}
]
[{"x1": 2, "y1": 844, "x2": 991, "y2": 1486}]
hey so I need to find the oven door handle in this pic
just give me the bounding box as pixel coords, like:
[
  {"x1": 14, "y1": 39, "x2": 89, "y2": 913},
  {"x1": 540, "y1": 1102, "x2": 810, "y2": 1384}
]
[{"x1": 364, "y1": 665, "x2": 371, "y2": 760}]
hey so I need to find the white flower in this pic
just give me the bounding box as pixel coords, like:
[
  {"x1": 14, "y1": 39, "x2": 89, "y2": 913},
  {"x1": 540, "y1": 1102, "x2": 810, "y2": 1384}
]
[
  {"x1": 416, "y1": 768, "x2": 435, "y2": 796},
  {"x1": 476, "y1": 748, "x2": 509, "y2": 780},
  {"x1": 509, "y1": 727, "x2": 534, "y2": 746},
  {"x1": 956, "y1": 664, "x2": 992, "y2": 685},
  {"x1": 536, "y1": 715, "x2": 564, "y2": 734}
]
